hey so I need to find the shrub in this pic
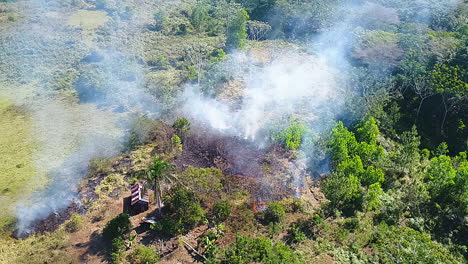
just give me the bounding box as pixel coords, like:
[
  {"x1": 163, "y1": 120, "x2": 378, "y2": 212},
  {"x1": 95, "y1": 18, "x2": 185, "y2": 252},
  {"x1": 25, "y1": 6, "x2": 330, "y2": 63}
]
[
  {"x1": 267, "y1": 222, "x2": 283, "y2": 237},
  {"x1": 226, "y1": 9, "x2": 249, "y2": 50},
  {"x1": 273, "y1": 120, "x2": 307, "y2": 150},
  {"x1": 178, "y1": 166, "x2": 223, "y2": 202},
  {"x1": 153, "y1": 10, "x2": 168, "y2": 31},
  {"x1": 172, "y1": 117, "x2": 191, "y2": 136},
  {"x1": 372, "y1": 224, "x2": 464, "y2": 263},
  {"x1": 65, "y1": 214, "x2": 84, "y2": 233},
  {"x1": 263, "y1": 202, "x2": 286, "y2": 223},
  {"x1": 154, "y1": 187, "x2": 205, "y2": 236},
  {"x1": 110, "y1": 237, "x2": 125, "y2": 264},
  {"x1": 102, "y1": 213, "x2": 132, "y2": 242},
  {"x1": 212, "y1": 200, "x2": 232, "y2": 223},
  {"x1": 222, "y1": 234, "x2": 300, "y2": 264},
  {"x1": 171, "y1": 134, "x2": 182, "y2": 153},
  {"x1": 126, "y1": 116, "x2": 162, "y2": 149},
  {"x1": 7, "y1": 14, "x2": 18, "y2": 22},
  {"x1": 128, "y1": 245, "x2": 160, "y2": 264},
  {"x1": 285, "y1": 224, "x2": 306, "y2": 244}
]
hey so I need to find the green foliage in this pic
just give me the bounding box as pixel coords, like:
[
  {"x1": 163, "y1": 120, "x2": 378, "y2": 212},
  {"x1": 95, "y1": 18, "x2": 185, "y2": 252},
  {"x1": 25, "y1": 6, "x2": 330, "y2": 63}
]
[
  {"x1": 134, "y1": 158, "x2": 176, "y2": 215},
  {"x1": 155, "y1": 186, "x2": 205, "y2": 236},
  {"x1": 274, "y1": 120, "x2": 307, "y2": 150},
  {"x1": 7, "y1": 13, "x2": 17, "y2": 22},
  {"x1": 199, "y1": 230, "x2": 222, "y2": 261},
  {"x1": 153, "y1": 10, "x2": 168, "y2": 31},
  {"x1": 429, "y1": 64, "x2": 467, "y2": 94},
  {"x1": 364, "y1": 183, "x2": 383, "y2": 211},
  {"x1": 226, "y1": 9, "x2": 249, "y2": 50},
  {"x1": 127, "y1": 116, "x2": 162, "y2": 149},
  {"x1": 263, "y1": 202, "x2": 286, "y2": 223},
  {"x1": 322, "y1": 172, "x2": 362, "y2": 215},
  {"x1": 178, "y1": 166, "x2": 223, "y2": 202},
  {"x1": 102, "y1": 213, "x2": 131, "y2": 242},
  {"x1": 324, "y1": 119, "x2": 385, "y2": 215},
  {"x1": 128, "y1": 245, "x2": 160, "y2": 264},
  {"x1": 361, "y1": 166, "x2": 385, "y2": 186},
  {"x1": 191, "y1": 3, "x2": 210, "y2": 33},
  {"x1": 110, "y1": 237, "x2": 125, "y2": 264},
  {"x1": 212, "y1": 200, "x2": 232, "y2": 223},
  {"x1": 424, "y1": 153, "x2": 468, "y2": 244},
  {"x1": 171, "y1": 134, "x2": 182, "y2": 153},
  {"x1": 172, "y1": 117, "x2": 191, "y2": 136},
  {"x1": 222, "y1": 234, "x2": 300, "y2": 264},
  {"x1": 267, "y1": 222, "x2": 283, "y2": 237},
  {"x1": 65, "y1": 214, "x2": 84, "y2": 233},
  {"x1": 285, "y1": 223, "x2": 306, "y2": 244},
  {"x1": 372, "y1": 225, "x2": 464, "y2": 264}
]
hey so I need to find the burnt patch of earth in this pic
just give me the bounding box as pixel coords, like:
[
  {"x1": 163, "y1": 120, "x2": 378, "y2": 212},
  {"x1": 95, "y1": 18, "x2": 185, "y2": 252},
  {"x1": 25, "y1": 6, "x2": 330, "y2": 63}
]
[
  {"x1": 14, "y1": 201, "x2": 85, "y2": 239},
  {"x1": 176, "y1": 125, "x2": 300, "y2": 202}
]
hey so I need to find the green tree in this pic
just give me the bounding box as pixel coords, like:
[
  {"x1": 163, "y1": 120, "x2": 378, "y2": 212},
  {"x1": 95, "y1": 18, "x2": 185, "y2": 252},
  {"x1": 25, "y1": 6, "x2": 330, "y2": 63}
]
[
  {"x1": 226, "y1": 9, "x2": 249, "y2": 50},
  {"x1": 428, "y1": 64, "x2": 468, "y2": 134},
  {"x1": 102, "y1": 213, "x2": 132, "y2": 242},
  {"x1": 373, "y1": 224, "x2": 464, "y2": 264},
  {"x1": 263, "y1": 202, "x2": 286, "y2": 223},
  {"x1": 178, "y1": 166, "x2": 223, "y2": 202},
  {"x1": 110, "y1": 237, "x2": 125, "y2": 264},
  {"x1": 364, "y1": 182, "x2": 383, "y2": 210},
  {"x1": 135, "y1": 158, "x2": 176, "y2": 216},
  {"x1": 191, "y1": 2, "x2": 210, "y2": 32},
  {"x1": 155, "y1": 186, "x2": 206, "y2": 236},
  {"x1": 128, "y1": 245, "x2": 160, "y2": 264},
  {"x1": 222, "y1": 234, "x2": 300, "y2": 264},
  {"x1": 212, "y1": 200, "x2": 232, "y2": 223},
  {"x1": 172, "y1": 117, "x2": 191, "y2": 136},
  {"x1": 171, "y1": 134, "x2": 182, "y2": 154}
]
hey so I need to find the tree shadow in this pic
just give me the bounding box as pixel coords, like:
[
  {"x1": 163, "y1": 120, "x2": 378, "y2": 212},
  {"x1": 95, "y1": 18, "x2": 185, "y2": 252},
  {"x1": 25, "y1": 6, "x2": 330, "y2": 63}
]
[{"x1": 75, "y1": 230, "x2": 108, "y2": 262}]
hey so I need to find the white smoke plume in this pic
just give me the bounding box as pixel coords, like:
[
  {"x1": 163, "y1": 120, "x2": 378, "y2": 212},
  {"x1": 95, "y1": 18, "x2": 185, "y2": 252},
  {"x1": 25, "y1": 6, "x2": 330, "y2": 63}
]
[
  {"x1": 179, "y1": 0, "x2": 464, "y2": 193},
  {"x1": 0, "y1": 0, "x2": 156, "y2": 235}
]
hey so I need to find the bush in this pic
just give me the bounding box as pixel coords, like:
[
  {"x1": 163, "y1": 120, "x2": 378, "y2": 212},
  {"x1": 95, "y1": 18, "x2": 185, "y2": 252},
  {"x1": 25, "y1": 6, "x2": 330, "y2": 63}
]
[
  {"x1": 272, "y1": 120, "x2": 307, "y2": 150},
  {"x1": 372, "y1": 224, "x2": 464, "y2": 263},
  {"x1": 267, "y1": 222, "x2": 283, "y2": 237},
  {"x1": 65, "y1": 214, "x2": 84, "y2": 233},
  {"x1": 212, "y1": 200, "x2": 232, "y2": 223},
  {"x1": 222, "y1": 234, "x2": 300, "y2": 264},
  {"x1": 102, "y1": 213, "x2": 132, "y2": 242},
  {"x1": 285, "y1": 224, "x2": 306, "y2": 244},
  {"x1": 172, "y1": 117, "x2": 191, "y2": 136},
  {"x1": 171, "y1": 134, "x2": 182, "y2": 153},
  {"x1": 154, "y1": 187, "x2": 205, "y2": 236},
  {"x1": 127, "y1": 116, "x2": 162, "y2": 149},
  {"x1": 178, "y1": 166, "x2": 223, "y2": 202},
  {"x1": 7, "y1": 14, "x2": 18, "y2": 22},
  {"x1": 128, "y1": 245, "x2": 160, "y2": 264},
  {"x1": 226, "y1": 9, "x2": 249, "y2": 50},
  {"x1": 263, "y1": 202, "x2": 286, "y2": 223},
  {"x1": 110, "y1": 237, "x2": 125, "y2": 264}
]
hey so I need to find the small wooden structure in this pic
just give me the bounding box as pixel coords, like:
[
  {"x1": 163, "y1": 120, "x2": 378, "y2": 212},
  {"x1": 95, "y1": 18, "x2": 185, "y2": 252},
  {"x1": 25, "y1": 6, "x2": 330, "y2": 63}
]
[{"x1": 130, "y1": 183, "x2": 149, "y2": 214}]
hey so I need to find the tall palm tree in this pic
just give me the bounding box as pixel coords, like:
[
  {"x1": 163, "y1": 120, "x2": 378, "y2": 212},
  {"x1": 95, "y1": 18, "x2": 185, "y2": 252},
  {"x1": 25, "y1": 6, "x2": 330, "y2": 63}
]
[{"x1": 135, "y1": 158, "x2": 176, "y2": 216}]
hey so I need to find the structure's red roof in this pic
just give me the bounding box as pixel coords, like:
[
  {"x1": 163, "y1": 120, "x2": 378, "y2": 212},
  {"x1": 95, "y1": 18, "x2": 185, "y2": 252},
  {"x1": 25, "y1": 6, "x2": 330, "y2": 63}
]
[{"x1": 131, "y1": 183, "x2": 149, "y2": 205}]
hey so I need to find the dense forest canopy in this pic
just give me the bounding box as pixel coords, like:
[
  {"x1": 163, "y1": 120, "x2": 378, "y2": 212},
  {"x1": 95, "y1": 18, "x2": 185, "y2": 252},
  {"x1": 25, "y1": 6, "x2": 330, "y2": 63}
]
[{"x1": 0, "y1": 0, "x2": 466, "y2": 263}]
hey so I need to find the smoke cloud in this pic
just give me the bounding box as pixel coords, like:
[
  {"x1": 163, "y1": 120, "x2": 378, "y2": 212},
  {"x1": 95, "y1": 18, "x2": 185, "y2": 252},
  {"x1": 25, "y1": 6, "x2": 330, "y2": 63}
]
[
  {"x1": 179, "y1": 0, "x2": 464, "y2": 193},
  {"x1": 0, "y1": 0, "x2": 156, "y2": 235}
]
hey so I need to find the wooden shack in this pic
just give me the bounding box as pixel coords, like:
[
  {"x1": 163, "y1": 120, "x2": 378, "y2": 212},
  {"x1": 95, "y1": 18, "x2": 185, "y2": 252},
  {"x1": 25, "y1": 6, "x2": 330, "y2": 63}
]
[{"x1": 130, "y1": 183, "x2": 149, "y2": 214}]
